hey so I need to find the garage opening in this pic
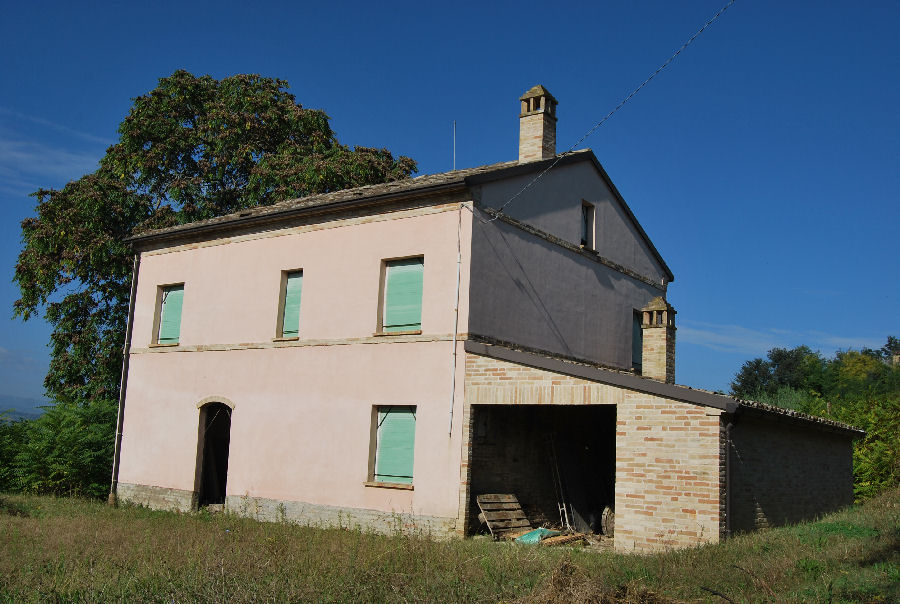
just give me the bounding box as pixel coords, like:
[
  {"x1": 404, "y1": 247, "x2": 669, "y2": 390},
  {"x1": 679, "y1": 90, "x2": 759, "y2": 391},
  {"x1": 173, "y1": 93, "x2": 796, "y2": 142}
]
[
  {"x1": 468, "y1": 405, "x2": 615, "y2": 535},
  {"x1": 196, "y1": 402, "x2": 232, "y2": 507}
]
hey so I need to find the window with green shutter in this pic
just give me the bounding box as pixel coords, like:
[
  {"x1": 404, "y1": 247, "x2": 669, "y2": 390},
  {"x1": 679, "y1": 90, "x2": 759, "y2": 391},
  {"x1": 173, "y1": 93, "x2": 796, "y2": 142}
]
[
  {"x1": 279, "y1": 270, "x2": 303, "y2": 338},
  {"x1": 374, "y1": 406, "x2": 416, "y2": 484},
  {"x1": 157, "y1": 284, "x2": 184, "y2": 344},
  {"x1": 383, "y1": 258, "x2": 423, "y2": 333}
]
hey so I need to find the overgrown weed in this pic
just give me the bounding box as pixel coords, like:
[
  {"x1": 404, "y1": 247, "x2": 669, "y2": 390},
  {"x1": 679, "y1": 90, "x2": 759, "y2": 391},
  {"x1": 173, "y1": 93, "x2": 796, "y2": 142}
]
[{"x1": 0, "y1": 487, "x2": 897, "y2": 602}]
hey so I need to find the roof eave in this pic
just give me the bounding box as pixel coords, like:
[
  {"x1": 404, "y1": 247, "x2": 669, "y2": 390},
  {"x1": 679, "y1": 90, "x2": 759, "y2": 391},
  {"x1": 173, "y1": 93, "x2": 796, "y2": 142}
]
[
  {"x1": 464, "y1": 340, "x2": 864, "y2": 437},
  {"x1": 126, "y1": 180, "x2": 470, "y2": 249}
]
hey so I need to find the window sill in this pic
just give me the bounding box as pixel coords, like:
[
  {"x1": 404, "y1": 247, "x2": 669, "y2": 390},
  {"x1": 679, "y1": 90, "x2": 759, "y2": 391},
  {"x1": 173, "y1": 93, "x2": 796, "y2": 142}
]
[
  {"x1": 372, "y1": 330, "x2": 423, "y2": 337},
  {"x1": 149, "y1": 342, "x2": 179, "y2": 348},
  {"x1": 272, "y1": 336, "x2": 300, "y2": 342},
  {"x1": 364, "y1": 481, "x2": 414, "y2": 491}
]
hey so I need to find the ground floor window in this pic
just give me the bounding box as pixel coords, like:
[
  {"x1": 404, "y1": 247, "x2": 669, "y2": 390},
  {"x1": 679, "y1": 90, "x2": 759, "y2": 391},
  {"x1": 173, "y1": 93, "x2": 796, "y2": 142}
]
[{"x1": 373, "y1": 406, "x2": 416, "y2": 484}]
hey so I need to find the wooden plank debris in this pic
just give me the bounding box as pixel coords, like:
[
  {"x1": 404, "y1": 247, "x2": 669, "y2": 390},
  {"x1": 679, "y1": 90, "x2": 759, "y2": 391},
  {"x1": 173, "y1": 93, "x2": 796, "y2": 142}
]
[
  {"x1": 540, "y1": 534, "x2": 586, "y2": 547},
  {"x1": 476, "y1": 494, "x2": 532, "y2": 539}
]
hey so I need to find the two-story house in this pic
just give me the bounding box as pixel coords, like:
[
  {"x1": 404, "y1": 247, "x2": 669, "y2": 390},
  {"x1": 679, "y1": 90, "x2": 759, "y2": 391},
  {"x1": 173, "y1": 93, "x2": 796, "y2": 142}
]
[{"x1": 110, "y1": 86, "x2": 861, "y2": 551}]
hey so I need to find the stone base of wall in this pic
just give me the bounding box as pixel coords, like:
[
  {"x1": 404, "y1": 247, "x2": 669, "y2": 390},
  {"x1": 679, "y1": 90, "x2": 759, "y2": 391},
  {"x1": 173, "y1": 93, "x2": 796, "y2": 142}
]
[
  {"x1": 116, "y1": 482, "x2": 457, "y2": 538},
  {"x1": 117, "y1": 482, "x2": 196, "y2": 511},
  {"x1": 223, "y1": 495, "x2": 458, "y2": 538}
]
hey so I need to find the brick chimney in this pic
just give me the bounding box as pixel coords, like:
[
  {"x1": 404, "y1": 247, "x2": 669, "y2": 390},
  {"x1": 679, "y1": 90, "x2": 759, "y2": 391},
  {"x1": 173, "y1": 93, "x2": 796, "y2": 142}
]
[
  {"x1": 518, "y1": 85, "x2": 557, "y2": 162},
  {"x1": 640, "y1": 297, "x2": 676, "y2": 384}
]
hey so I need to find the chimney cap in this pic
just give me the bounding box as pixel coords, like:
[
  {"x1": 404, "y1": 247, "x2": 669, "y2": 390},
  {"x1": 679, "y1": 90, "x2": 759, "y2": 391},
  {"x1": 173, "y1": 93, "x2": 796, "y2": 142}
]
[
  {"x1": 641, "y1": 296, "x2": 675, "y2": 313},
  {"x1": 519, "y1": 84, "x2": 558, "y2": 104}
]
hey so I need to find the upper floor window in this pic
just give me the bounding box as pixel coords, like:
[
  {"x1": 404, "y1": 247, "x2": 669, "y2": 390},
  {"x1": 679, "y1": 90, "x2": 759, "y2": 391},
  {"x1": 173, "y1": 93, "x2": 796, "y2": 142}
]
[
  {"x1": 381, "y1": 257, "x2": 424, "y2": 333},
  {"x1": 632, "y1": 310, "x2": 643, "y2": 373},
  {"x1": 155, "y1": 284, "x2": 184, "y2": 345},
  {"x1": 581, "y1": 202, "x2": 596, "y2": 249},
  {"x1": 277, "y1": 270, "x2": 303, "y2": 338}
]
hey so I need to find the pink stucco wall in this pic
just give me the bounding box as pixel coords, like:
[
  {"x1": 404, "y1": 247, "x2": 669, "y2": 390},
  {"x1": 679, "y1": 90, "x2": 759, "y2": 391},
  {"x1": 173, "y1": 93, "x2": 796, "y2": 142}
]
[
  {"x1": 119, "y1": 206, "x2": 473, "y2": 521},
  {"x1": 129, "y1": 207, "x2": 471, "y2": 347}
]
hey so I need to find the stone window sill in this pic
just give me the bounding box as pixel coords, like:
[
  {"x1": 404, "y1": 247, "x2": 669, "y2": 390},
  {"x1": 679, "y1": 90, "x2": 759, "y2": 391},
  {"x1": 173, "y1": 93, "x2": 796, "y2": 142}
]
[
  {"x1": 363, "y1": 481, "x2": 414, "y2": 491},
  {"x1": 372, "y1": 330, "x2": 422, "y2": 337},
  {"x1": 149, "y1": 342, "x2": 179, "y2": 348},
  {"x1": 272, "y1": 336, "x2": 300, "y2": 342}
]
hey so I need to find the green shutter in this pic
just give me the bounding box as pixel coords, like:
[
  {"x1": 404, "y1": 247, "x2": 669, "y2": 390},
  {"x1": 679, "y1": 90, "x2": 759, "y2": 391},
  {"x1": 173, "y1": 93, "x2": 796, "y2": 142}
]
[
  {"x1": 632, "y1": 312, "x2": 643, "y2": 368},
  {"x1": 384, "y1": 258, "x2": 423, "y2": 332},
  {"x1": 281, "y1": 271, "x2": 303, "y2": 337},
  {"x1": 158, "y1": 285, "x2": 184, "y2": 344},
  {"x1": 375, "y1": 407, "x2": 416, "y2": 484}
]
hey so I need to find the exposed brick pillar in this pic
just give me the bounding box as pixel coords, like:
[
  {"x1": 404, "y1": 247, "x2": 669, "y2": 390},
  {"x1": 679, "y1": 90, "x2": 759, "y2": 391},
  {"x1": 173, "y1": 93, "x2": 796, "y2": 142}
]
[
  {"x1": 518, "y1": 85, "x2": 557, "y2": 162},
  {"x1": 641, "y1": 297, "x2": 676, "y2": 384}
]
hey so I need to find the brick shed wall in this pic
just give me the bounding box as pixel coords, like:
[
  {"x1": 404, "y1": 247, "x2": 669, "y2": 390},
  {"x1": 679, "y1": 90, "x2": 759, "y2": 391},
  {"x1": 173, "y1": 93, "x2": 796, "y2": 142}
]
[
  {"x1": 615, "y1": 393, "x2": 722, "y2": 551},
  {"x1": 728, "y1": 414, "x2": 855, "y2": 532},
  {"x1": 461, "y1": 352, "x2": 724, "y2": 552}
]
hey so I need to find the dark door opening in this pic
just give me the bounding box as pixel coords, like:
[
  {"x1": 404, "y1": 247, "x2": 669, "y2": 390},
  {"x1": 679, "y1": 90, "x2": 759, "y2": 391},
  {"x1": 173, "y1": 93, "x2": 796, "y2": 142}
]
[
  {"x1": 468, "y1": 405, "x2": 615, "y2": 535},
  {"x1": 197, "y1": 403, "x2": 232, "y2": 506}
]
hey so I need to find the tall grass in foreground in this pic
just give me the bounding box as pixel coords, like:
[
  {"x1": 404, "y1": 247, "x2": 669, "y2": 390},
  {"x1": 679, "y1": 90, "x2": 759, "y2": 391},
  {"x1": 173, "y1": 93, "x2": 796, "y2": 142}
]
[{"x1": 1, "y1": 488, "x2": 898, "y2": 603}]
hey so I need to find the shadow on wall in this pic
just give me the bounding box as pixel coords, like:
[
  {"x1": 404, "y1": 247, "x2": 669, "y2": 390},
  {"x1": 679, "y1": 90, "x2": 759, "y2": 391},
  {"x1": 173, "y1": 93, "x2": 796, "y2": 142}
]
[{"x1": 728, "y1": 415, "x2": 855, "y2": 532}]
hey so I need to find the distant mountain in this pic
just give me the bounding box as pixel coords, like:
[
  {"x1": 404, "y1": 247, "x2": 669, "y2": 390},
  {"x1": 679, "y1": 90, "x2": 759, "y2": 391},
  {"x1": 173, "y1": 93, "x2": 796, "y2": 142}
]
[{"x1": 0, "y1": 394, "x2": 49, "y2": 421}]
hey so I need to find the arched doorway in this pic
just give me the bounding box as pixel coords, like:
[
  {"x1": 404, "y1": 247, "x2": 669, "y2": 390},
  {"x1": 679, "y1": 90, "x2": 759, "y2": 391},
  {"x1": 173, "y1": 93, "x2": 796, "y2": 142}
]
[{"x1": 196, "y1": 402, "x2": 232, "y2": 507}]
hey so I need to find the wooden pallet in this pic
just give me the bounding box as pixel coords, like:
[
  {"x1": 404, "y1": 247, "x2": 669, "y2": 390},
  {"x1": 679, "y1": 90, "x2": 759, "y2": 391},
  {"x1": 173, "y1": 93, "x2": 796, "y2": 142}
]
[{"x1": 476, "y1": 494, "x2": 532, "y2": 539}]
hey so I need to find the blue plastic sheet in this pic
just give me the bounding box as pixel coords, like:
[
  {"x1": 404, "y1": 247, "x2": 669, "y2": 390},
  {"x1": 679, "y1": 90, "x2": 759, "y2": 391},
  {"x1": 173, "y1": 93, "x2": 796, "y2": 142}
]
[{"x1": 514, "y1": 528, "x2": 561, "y2": 544}]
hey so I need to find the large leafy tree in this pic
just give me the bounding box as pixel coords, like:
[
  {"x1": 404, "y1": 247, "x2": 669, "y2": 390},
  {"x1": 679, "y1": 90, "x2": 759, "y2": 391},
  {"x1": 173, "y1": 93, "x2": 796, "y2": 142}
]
[
  {"x1": 13, "y1": 70, "x2": 416, "y2": 497},
  {"x1": 730, "y1": 345, "x2": 825, "y2": 399}
]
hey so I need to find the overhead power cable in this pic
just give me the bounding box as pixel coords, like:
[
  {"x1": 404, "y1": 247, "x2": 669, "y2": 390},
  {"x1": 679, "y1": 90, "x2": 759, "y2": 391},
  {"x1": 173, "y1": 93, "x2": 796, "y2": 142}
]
[{"x1": 485, "y1": 0, "x2": 737, "y2": 222}]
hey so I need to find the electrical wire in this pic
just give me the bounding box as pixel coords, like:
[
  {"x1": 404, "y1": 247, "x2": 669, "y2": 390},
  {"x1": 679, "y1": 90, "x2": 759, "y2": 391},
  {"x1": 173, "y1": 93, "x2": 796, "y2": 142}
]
[{"x1": 482, "y1": 0, "x2": 736, "y2": 222}]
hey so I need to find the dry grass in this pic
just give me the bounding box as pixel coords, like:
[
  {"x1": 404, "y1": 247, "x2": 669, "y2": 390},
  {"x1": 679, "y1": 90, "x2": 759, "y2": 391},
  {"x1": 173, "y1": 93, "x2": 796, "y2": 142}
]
[{"x1": 1, "y1": 487, "x2": 897, "y2": 602}]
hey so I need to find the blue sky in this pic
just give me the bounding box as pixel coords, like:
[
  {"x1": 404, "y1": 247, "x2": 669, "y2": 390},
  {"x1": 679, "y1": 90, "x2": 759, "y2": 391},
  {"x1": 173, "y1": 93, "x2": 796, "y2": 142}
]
[{"x1": 1, "y1": 0, "x2": 897, "y2": 405}]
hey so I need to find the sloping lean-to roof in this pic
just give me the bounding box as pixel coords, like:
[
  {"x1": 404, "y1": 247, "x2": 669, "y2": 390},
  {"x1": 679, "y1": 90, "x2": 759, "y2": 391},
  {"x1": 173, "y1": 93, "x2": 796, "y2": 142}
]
[{"x1": 465, "y1": 340, "x2": 864, "y2": 438}]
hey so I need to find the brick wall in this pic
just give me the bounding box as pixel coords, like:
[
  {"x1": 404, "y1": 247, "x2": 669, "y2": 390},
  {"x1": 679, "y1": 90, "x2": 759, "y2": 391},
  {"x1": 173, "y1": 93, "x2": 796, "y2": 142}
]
[
  {"x1": 728, "y1": 414, "x2": 854, "y2": 532},
  {"x1": 641, "y1": 324, "x2": 675, "y2": 384},
  {"x1": 518, "y1": 113, "x2": 556, "y2": 162},
  {"x1": 462, "y1": 352, "x2": 724, "y2": 552},
  {"x1": 615, "y1": 393, "x2": 722, "y2": 551}
]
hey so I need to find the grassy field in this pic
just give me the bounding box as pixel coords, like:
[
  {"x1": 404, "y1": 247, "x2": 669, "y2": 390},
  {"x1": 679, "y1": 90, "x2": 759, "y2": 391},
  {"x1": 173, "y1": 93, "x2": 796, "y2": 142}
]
[{"x1": 1, "y1": 489, "x2": 898, "y2": 603}]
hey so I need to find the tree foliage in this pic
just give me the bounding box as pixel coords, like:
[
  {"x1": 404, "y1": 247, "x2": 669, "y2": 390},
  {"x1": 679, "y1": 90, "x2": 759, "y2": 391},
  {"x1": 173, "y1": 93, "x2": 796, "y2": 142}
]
[
  {"x1": 730, "y1": 337, "x2": 900, "y2": 499},
  {"x1": 10, "y1": 70, "x2": 416, "y2": 497}
]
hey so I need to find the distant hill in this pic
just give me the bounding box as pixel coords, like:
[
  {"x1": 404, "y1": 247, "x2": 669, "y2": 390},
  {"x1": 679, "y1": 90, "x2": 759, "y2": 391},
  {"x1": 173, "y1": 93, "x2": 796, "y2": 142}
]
[{"x1": 0, "y1": 394, "x2": 49, "y2": 421}]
